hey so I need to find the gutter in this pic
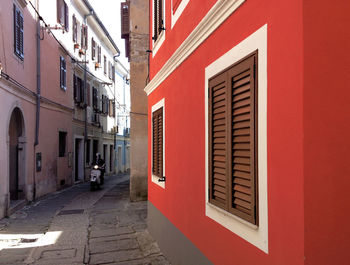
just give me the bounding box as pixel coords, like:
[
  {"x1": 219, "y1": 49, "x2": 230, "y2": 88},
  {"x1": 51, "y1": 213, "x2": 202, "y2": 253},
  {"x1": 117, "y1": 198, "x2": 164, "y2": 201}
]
[{"x1": 81, "y1": 0, "x2": 120, "y2": 56}]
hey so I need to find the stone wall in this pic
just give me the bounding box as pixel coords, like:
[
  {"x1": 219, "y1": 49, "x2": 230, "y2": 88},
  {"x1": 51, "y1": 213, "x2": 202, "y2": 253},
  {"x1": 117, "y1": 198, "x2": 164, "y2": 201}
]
[{"x1": 129, "y1": 0, "x2": 149, "y2": 201}]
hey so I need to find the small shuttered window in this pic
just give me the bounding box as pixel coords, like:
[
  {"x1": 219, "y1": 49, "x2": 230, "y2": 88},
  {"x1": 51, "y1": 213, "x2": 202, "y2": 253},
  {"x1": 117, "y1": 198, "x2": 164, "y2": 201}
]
[
  {"x1": 60, "y1": 56, "x2": 66, "y2": 90},
  {"x1": 97, "y1": 46, "x2": 101, "y2": 64},
  {"x1": 121, "y1": 1, "x2": 129, "y2": 38},
  {"x1": 73, "y1": 74, "x2": 84, "y2": 104},
  {"x1": 92, "y1": 87, "x2": 98, "y2": 111},
  {"x1": 208, "y1": 51, "x2": 258, "y2": 225},
  {"x1": 153, "y1": 0, "x2": 164, "y2": 42},
  {"x1": 91, "y1": 38, "x2": 96, "y2": 60},
  {"x1": 57, "y1": 0, "x2": 69, "y2": 31},
  {"x1": 152, "y1": 107, "x2": 163, "y2": 177},
  {"x1": 13, "y1": 4, "x2": 24, "y2": 59},
  {"x1": 72, "y1": 14, "x2": 77, "y2": 43},
  {"x1": 81, "y1": 25, "x2": 88, "y2": 50}
]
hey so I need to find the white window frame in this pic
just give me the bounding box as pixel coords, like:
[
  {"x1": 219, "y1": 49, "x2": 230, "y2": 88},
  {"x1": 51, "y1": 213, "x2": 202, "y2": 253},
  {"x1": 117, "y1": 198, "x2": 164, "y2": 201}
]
[
  {"x1": 171, "y1": 0, "x2": 190, "y2": 29},
  {"x1": 152, "y1": 0, "x2": 166, "y2": 57},
  {"x1": 151, "y1": 98, "x2": 165, "y2": 188},
  {"x1": 204, "y1": 24, "x2": 268, "y2": 253}
]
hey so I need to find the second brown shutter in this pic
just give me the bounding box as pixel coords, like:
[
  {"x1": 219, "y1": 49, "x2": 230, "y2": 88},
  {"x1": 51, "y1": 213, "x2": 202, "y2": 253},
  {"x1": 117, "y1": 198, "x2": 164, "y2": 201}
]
[
  {"x1": 152, "y1": 108, "x2": 163, "y2": 177},
  {"x1": 228, "y1": 52, "x2": 257, "y2": 225}
]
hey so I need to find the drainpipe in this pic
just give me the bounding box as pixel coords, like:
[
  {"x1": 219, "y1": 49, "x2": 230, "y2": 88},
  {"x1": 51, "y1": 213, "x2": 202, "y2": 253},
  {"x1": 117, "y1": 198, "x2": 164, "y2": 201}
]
[{"x1": 33, "y1": 0, "x2": 41, "y2": 200}]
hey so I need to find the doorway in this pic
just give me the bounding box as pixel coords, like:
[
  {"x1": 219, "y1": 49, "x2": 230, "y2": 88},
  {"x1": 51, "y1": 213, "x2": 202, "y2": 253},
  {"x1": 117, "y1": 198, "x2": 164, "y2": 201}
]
[
  {"x1": 110, "y1": 145, "x2": 114, "y2": 173},
  {"x1": 8, "y1": 108, "x2": 25, "y2": 201},
  {"x1": 75, "y1": 138, "x2": 84, "y2": 181}
]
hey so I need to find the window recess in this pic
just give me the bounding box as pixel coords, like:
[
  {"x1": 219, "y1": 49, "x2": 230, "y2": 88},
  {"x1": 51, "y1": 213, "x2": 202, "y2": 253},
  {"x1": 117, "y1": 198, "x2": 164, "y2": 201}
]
[
  {"x1": 208, "y1": 51, "x2": 258, "y2": 225},
  {"x1": 13, "y1": 4, "x2": 24, "y2": 59}
]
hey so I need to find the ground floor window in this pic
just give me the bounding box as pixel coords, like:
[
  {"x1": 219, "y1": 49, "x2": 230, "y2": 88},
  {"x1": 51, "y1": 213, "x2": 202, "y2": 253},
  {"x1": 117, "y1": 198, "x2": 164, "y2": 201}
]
[{"x1": 59, "y1": 131, "x2": 67, "y2": 157}]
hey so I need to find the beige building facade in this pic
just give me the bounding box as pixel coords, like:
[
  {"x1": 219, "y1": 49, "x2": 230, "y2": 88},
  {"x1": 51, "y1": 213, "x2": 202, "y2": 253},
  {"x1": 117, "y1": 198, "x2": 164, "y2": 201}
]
[{"x1": 0, "y1": 0, "x2": 121, "y2": 219}]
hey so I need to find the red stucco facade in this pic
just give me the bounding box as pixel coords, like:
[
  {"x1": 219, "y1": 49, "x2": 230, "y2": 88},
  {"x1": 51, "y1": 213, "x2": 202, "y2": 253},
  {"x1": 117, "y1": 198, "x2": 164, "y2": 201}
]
[{"x1": 146, "y1": 1, "x2": 350, "y2": 264}]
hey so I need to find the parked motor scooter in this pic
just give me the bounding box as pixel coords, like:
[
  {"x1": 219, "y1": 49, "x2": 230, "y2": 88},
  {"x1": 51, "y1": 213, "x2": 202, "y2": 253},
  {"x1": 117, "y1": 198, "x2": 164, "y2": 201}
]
[{"x1": 90, "y1": 164, "x2": 103, "y2": 191}]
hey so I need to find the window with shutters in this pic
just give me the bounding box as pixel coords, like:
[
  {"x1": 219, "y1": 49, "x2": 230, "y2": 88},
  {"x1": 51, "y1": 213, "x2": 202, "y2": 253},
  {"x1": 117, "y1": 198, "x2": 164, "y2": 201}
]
[
  {"x1": 93, "y1": 87, "x2": 99, "y2": 111},
  {"x1": 97, "y1": 46, "x2": 101, "y2": 64},
  {"x1": 103, "y1": 56, "x2": 107, "y2": 75},
  {"x1": 60, "y1": 56, "x2": 66, "y2": 91},
  {"x1": 13, "y1": 4, "x2": 24, "y2": 59},
  {"x1": 205, "y1": 25, "x2": 268, "y2": 253},
  {"x1": 57, "y1": 0, "x2": 69, "y2": 31},
  {"x1": 152, "y1": 0, "x2": 165, "y2": 55},
  {"x1": 91, "y1": 38, "x2": 96, "y2": 60},
  {"x1": 208, "y1": 51, "x2": 258, "y2": 225},
  {"x1": 151, "y1": 99, "x2": 165, "y2": 188},
  {"x1": 81, "y1": 25, "x2": 88, "y2": 50},
  {"x1": 73, "y1": 74, "x2": 84, "y2": 105},
  {"x1": 72, "y1": 14, "x2": 77, "y2": 43}
]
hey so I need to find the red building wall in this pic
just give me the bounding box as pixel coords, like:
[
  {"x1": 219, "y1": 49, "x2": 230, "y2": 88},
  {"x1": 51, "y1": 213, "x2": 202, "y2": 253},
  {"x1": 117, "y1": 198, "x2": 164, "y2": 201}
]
[
  {"x1": 304, "y1": 1, "x2": 350, "y2": 264},
  {"x1": 148, "y1": 0, "x2": 305, "y2": 264}
]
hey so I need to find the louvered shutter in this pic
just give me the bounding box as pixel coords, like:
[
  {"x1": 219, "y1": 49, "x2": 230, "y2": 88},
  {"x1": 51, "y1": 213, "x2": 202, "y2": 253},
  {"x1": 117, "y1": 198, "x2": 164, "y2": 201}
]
[
  {"x1": 121, "y1": 2, "x2": 129, "y2": 38},
  {"x1": 13, "y1": 5, "x2": 18, "y2": 55},
  {"x1": 158, "y1": 0, "x2": 163, "y2": 34},
  {"x1": 72, "y1": 15, "x2": 77, "y2": 42},
  {"x1": 153, "y1": 0, "x2": 158, "y2": 41},
  {"x1": 19, "y1": 11, "x2": 23, "y2": 57},
  {"x1": 64, "y1": 2, "x2": 69, "y2": 31},
  {"x1": 229, "y1": 52, "x2": 257, "y2": 224},
  {"x1": 209, "y1": 72, "x2": 228, "y2": 209},
  {"x1": 91, "y1": 38, "x2": 95, "y2": 60},
  {"x1": 98, "y1": 46, "x2": 101, "y2": 64},
  {"x1": 152, "y1": 108, "x2": 163, "y2": 177},
  {"x1": 85, "y1": 26, "x2": 88, "y2": 49},
  {"x1": 57, "y1": 0, "x2": 64, "y2": 26}
]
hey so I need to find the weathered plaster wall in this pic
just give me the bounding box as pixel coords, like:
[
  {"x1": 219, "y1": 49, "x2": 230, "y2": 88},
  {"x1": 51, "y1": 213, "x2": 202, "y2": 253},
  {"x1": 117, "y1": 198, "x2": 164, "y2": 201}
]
[{"x1": 129, "y1": 0, "x2": 149, "y2": 201}]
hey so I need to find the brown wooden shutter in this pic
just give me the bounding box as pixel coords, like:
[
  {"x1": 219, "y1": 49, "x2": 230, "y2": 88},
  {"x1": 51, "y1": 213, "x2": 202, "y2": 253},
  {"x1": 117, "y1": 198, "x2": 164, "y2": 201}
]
[
  {"x1": 208, "y1": 51, "x2": 258, "y2": 225},
  {"x1": 208, "y1": 72, "x2": 228, "y2": 209},
  {"x1": 229, "y1": 52, "x2": 257, "y2": 224},
  {"x1": 91, "y1": 38, "x2": 95, "y2": 60},
  {"x1": 64, "y1": 2, "x2": 69, "y2": 31},
  {"x1": 153, "y1": 0, "x2": 158, "y2": 41},
  {"x1": 72, "y1": 15, "x2": 77, "y2": 42},
  {"x1": 57, "y1": 0, "x2": 64, "y2": 26},
  {"x1": 121, "y1": 2, "x2": 129, "y2": 38},
  {"x1": 19, "y1": 11, "x2": 23, "y2": 57},
  {"x1": 158, "y1": 0, "x2": 163, "y2": 34},
  {"x1": 152, "y1": 108, "x2": 163, "y2": 177}
]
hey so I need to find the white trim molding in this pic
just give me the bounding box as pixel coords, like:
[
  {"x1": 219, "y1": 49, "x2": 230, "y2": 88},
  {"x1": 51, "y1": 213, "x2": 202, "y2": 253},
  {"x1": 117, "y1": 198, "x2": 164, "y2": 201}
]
[
  {"x1": 171, "y1": 0, "x2": 190, "y2": 29},
  {"x1": 145, "y1": 0, "x2": 246, "y2": 95},
  {"x1": 151, "y1": 98, "x2": 166, "y2": 189},
  {"x1": 205, "y1": 24, "x2": 268, "y2": 253}
]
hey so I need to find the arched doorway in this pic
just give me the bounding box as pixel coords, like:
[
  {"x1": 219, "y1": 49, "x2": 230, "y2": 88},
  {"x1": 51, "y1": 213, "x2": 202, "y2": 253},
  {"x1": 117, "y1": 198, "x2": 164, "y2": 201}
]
[{"x1": 8, "y1": 107, "x2": 25, "y2": 201}]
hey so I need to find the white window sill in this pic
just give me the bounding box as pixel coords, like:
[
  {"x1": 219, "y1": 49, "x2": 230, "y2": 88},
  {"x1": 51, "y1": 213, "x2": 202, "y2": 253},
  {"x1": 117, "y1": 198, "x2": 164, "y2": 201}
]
[
  {"x1": 152, "y1": 174, "x2": 165, "y2": 189},
  {"x1": 152, "y1": 31, "x2": 165, "y2": 57}
]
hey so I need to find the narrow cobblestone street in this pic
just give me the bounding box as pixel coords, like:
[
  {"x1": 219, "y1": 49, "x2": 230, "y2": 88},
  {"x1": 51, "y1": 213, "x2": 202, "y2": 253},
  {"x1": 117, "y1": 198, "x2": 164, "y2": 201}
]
[{"x1": 0, "y1": 175, "x2": 170, "y2": 265}]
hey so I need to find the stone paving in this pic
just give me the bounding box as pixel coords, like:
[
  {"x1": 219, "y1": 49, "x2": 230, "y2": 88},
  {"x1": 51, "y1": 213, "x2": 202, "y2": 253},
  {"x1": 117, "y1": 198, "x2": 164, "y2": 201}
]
[{"x1": 0, "y1": 174, "x2": 170, "y2": 265}]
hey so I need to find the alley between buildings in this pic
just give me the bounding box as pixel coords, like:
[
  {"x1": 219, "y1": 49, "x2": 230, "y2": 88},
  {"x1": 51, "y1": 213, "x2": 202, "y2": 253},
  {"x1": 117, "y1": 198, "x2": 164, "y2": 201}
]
[{"x1": 0, "y1": 175, "x2": 170, "y2": 265}]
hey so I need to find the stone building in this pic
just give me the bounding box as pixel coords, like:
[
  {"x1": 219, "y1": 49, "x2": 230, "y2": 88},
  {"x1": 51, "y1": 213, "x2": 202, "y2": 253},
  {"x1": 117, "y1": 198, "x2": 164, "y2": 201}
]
[{"x1": 121, "y1": 0, "x2": 149, "y2": 201}]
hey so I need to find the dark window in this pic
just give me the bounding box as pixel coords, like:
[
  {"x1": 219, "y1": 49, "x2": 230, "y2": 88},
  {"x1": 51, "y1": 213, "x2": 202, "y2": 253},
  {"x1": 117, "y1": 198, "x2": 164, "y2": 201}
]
[
  {"x1": 73, "y1": 74, "x2": 84, "y2": 104},
  {"x1": 59, "y1": 131, "x2": 67, "y2": 157},
  {"x1": 208, "y1": 51, "x2": 258, "y2": 225},
  {"x1": 93, "y1": 87, "x2": 99, "y2": 111},
  {"x1": 152, "y1": 107, "x2": 163, "y2": 177},
  {"x1": 86, "y1": 139, "x2": 91, "y2": 164},
  {"x1": 60, "y1": 56, "x2": 66, "y2": 90},
  {"x1": 13, "y1": 4, "x2": 24, "y2": 59},
  {"x1": 57, "y1": 0, "x2": 69, "y2": 31},
  {"x1": 153, "y1": 0, "x2": 164, "y2": 42}
]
